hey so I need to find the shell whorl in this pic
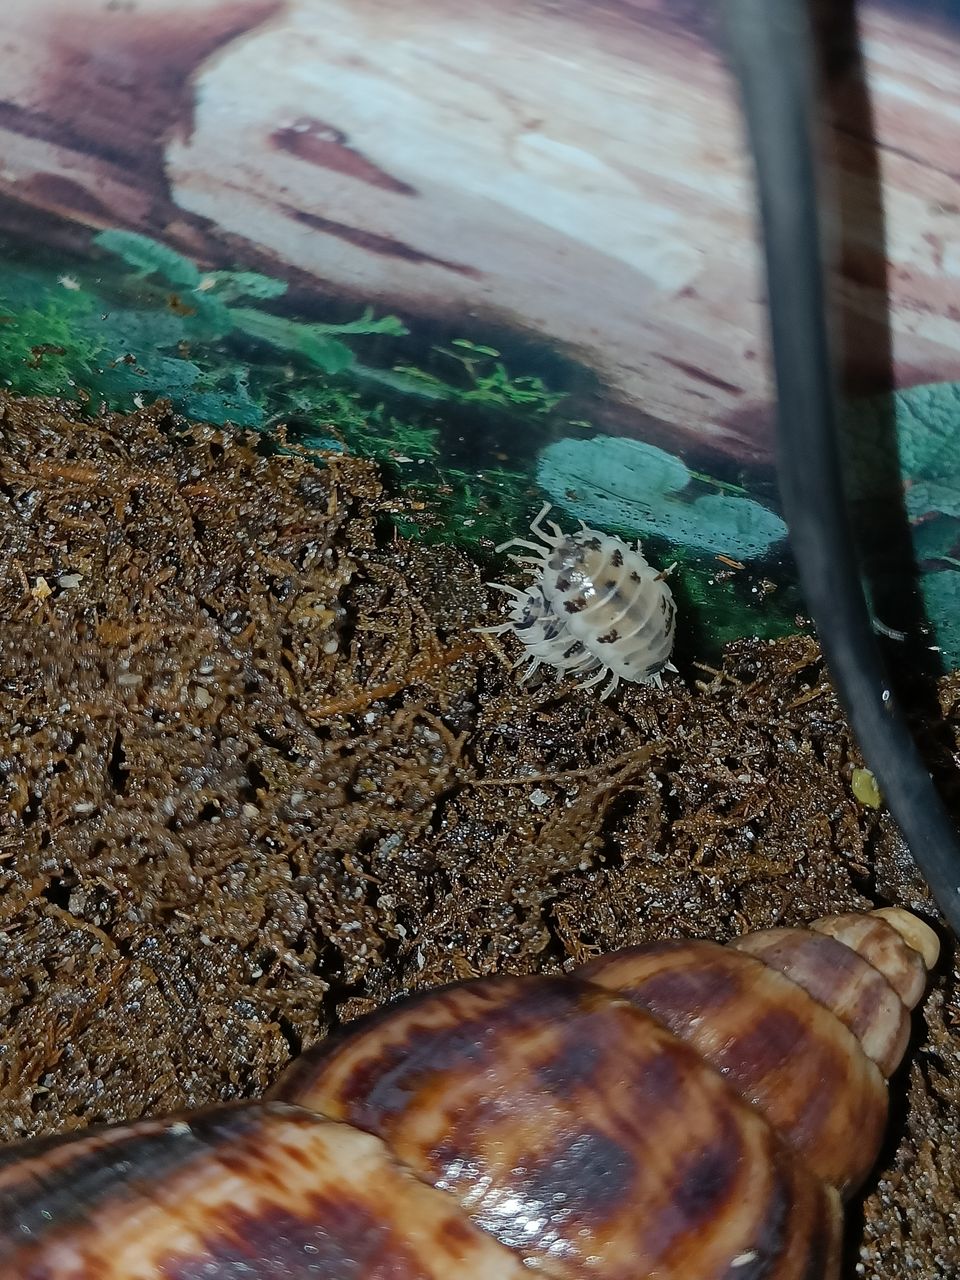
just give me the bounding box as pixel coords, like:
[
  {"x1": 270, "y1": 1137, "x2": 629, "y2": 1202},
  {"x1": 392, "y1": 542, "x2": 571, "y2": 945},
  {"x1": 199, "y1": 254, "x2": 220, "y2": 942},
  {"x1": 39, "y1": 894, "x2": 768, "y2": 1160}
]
[
  {"x1": 732, "y1": 908, "x2": 938, "y2": 1077},
  {"x1": 809, "y1": 908, "x2": 938, "y2": 1008},
  {"x1": 274, "y1": 973, "x2": 841, "y2": 1280},
  {"x1": 0, "y1": 1105, "x2": 535, "y2": 1280},
  {"x1": 579, "y1": 908, "x2": 936, "y2": 1196},
  {"x1": 0, "y1": 909, "x2": 936, "y2": 1280}
]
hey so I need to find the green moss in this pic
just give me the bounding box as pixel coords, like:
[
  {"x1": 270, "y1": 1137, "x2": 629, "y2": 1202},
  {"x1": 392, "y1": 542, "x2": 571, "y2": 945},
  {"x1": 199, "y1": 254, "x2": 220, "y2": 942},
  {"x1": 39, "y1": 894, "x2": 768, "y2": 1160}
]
[
  {"x1": 261, "y1": 381, "x2": 538, "y2": 550},
  {"x1": 395, "y1": 339, "x2": 568, "y2": 415},
  {"x1": 91, "y1": 230, "x2": 408, "y2": 382},
  {"x1": 0, "y1": 291, "x2": 106, "y2": 400}
]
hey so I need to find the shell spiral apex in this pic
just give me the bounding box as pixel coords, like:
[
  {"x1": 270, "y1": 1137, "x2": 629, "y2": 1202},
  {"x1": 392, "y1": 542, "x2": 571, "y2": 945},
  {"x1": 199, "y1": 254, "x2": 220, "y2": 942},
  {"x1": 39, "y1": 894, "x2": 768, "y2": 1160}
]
[
  {"x1": 0, "y1": 907, "x2": 936, "y2": 1279},
  {"x1": 476, "y1": 502, "x2": 677, "y2": 699},
  {"x1": 870, "y1": 906, "x2": 940, "y2": 971}
]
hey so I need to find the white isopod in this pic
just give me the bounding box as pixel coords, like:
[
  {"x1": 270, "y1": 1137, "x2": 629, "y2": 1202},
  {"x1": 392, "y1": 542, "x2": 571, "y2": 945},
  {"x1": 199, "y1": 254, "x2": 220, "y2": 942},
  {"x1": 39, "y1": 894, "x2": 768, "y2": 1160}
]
[{"x1": 477, "y1": 503, "x2": 677, "y2": 699}]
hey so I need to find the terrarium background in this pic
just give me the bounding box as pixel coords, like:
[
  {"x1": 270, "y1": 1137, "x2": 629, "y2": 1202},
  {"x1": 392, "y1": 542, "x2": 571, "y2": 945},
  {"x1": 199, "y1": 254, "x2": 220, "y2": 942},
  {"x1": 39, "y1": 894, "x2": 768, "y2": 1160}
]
[
  {"x1": 2, "y1": 5, "x2": 960, "y2": 1276},
  {"x1": 0, "y1": 0, "x2": 959, "y2": 656}
]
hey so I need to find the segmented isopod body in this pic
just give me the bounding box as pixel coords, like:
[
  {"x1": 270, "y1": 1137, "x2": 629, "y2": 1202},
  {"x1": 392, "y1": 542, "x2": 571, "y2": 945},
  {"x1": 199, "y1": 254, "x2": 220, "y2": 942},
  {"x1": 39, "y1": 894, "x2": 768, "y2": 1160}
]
[{"x1": 478, "y1": 503, "x2": 676, "y2": 698}]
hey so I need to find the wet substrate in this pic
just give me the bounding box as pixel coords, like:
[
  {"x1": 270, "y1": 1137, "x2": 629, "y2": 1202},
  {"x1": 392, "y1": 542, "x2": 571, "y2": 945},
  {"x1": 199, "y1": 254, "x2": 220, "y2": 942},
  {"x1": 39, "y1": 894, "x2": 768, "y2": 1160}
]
[{"x1": 0, "y1": 391, "x2": 957, "y2": 1276}]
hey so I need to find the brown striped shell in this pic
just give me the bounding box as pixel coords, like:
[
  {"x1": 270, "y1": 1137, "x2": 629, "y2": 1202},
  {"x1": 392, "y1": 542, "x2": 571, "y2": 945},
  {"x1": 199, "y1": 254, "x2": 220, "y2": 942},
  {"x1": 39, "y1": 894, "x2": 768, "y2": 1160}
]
[{"x1": 0, "y1": 907, "x2": 938, "y2": 1279}]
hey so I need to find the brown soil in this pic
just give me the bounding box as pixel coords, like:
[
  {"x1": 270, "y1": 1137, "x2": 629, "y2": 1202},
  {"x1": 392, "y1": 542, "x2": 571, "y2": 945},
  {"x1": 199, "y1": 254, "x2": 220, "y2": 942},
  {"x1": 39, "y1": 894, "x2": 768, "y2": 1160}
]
[{"x1": 0, "y1": 391, "x2": 957, "y2": 1277}]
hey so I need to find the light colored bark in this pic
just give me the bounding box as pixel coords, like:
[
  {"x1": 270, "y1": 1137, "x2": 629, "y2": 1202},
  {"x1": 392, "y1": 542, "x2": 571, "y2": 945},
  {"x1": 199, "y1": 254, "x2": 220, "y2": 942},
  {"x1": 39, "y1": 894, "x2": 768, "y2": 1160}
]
[{"x1": 0, "y1": 0, "x2": 958, "y2": 460}]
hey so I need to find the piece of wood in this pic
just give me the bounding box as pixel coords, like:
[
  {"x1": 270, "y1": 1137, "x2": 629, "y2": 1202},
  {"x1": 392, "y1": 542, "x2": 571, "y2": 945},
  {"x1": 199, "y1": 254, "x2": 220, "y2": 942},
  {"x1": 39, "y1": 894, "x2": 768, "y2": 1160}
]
[{"x1": 0, "y1": 0, "x2": 958, "y2": 462}]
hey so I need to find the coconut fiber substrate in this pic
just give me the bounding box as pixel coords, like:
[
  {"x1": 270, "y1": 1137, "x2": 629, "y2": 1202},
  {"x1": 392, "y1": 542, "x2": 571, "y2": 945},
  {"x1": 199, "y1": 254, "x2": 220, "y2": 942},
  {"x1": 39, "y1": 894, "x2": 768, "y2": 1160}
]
[{"x1": 0, "y1": 391, "x2": 957, "y2": 1276}]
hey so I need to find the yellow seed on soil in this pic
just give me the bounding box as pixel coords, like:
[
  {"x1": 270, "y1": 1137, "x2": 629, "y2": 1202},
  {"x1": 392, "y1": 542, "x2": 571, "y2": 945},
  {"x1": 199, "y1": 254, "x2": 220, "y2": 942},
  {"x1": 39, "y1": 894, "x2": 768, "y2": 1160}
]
[{"x1": 851, "y1": 767, "x2": 882, "y2": 809}]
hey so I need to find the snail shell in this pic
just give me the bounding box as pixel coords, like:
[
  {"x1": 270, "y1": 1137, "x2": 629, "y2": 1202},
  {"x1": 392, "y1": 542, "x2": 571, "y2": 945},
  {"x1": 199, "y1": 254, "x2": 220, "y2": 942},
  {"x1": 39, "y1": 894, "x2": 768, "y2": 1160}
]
[
  {"x1": 477, "y1": 503, "x2": 677, "y2": 698},
  {"x1": 0, "y1": 907, "x2": 938, "y2": 1279}
]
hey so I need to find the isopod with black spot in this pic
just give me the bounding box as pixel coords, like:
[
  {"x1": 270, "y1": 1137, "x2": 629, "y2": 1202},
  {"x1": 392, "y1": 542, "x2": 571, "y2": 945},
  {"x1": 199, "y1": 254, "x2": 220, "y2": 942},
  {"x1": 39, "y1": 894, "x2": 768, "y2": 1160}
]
[{"x1": 477, "y1": 502, "x2": 677, "y2": 698}]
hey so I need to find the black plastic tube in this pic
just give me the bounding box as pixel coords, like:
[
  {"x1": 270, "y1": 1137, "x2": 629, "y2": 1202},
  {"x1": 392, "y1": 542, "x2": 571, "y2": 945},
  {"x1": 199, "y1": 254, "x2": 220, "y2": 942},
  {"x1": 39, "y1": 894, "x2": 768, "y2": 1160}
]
[{"x1": 722, "y1": 0, "x2": 960, "y2": 936}]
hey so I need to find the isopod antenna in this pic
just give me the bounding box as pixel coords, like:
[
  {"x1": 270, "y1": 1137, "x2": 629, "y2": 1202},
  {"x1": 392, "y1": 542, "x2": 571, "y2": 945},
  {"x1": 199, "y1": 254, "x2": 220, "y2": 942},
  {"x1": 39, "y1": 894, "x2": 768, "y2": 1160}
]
[{"x1": 722, "y1": 0, "x2": 960, "y2": 937}]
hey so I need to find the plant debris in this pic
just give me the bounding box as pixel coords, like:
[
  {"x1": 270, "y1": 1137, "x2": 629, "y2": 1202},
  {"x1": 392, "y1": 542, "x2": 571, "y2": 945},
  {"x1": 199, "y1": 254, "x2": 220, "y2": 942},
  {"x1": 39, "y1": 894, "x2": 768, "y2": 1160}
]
[{"x1": 0, "y1": 391, "x2": 957, "y2": 1277}]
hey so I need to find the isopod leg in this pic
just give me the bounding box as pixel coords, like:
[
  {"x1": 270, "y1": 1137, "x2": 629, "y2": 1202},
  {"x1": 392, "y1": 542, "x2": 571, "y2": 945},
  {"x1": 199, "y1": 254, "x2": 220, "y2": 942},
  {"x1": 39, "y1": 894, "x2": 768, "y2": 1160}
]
[
  {"x1": 598, "y1": 671, "x2": 621, "y2": 700},
  {"x1": 513, "y1": 650, "x2": 543, "y2": 675},
  {"x1": 486, "y1": 582, "x2": 527, "y2": 600},
  {"x1": 527, "y1": 502, "x2": 559, "y2": 544},
  {"x1": 494, "y1": 537, "x2": 550, "y2": 556}
]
